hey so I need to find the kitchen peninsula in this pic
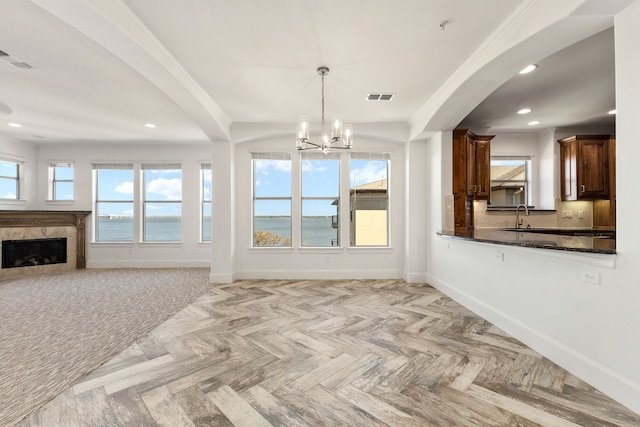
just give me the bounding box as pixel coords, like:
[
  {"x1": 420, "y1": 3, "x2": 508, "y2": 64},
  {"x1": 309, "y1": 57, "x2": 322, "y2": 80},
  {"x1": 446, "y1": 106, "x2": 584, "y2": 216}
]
[{"x1": 438, "y1": 227, "x2": 615, "y2": 254}]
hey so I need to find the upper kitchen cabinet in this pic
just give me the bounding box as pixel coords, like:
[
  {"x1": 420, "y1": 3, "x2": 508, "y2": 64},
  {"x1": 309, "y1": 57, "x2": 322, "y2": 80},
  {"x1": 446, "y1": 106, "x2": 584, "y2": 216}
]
[
  {"x1": 558, "y1": 135, "x2": 612, "y2": 201},
  {"x1": 453, "y1": 129, "x2": 495, "y2": 231}
]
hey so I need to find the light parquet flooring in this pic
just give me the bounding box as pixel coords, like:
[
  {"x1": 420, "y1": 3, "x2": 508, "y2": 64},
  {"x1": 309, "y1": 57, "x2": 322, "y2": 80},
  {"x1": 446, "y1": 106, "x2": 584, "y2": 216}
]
[{"x1": 19, "y1": 280, "x2": 640, "y2": 426}]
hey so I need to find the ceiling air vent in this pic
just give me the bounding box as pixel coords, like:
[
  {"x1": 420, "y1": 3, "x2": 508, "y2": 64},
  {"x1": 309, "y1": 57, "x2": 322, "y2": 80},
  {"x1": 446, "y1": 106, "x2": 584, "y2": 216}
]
[
  {"x1": 367, "y1": 93, "x2": 395, "y2": 101},
  {"x1": 0, "y1": 49, "x2": 33, "y2": 70}
]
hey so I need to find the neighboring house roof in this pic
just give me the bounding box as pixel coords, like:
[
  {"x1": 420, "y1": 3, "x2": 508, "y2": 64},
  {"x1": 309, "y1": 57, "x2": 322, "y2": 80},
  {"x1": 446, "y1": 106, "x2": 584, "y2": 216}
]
[
  {"x1": 491, "y1": 165, "x2": 525, "y2": 188},
  {"x1": 352, "y1": 179, "x2": 387, "y2": 191}
]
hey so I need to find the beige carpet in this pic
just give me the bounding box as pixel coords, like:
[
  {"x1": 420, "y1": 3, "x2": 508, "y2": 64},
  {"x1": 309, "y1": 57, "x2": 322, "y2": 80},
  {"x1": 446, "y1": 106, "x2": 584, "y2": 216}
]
[{"x1": 0, "y1": 268, "x2": 211, "y2": 427}]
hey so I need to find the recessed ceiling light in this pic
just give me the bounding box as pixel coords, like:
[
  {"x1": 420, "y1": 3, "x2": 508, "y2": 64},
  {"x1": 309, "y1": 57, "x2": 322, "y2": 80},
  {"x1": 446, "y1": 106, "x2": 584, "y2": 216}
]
[
  {"x1": 145, "y1": 123, "x2": 157, "y2": 128},
  {"x1": 7, "y1": 122, "x2": 21, "y2": 127},
  {"x1": 528, "y1": 120, "x2": 540, "y2": 126},
  {"x1": 519, "y1": 64, "x2": 538, "y2": 74},
  {"x1": 608, "y1": 109, "x2": 616, "y2": 115},
  {"x1": 517, "y1": 108, "x2": 532, "y2": 115}
]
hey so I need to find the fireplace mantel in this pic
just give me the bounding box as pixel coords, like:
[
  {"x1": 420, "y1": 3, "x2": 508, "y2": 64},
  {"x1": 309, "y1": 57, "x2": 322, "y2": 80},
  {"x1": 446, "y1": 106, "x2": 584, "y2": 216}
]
[{"x1": 0, "y1": 210, "x2": 91, "y2": 268}]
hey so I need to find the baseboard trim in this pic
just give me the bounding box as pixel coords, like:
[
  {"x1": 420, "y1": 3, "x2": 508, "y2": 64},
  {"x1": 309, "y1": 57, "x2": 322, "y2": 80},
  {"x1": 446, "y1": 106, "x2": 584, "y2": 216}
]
[
  {"x1": 426, "y1": 272, "x2": 640, "y2": 415},
  {"x1": 209, "y1": 272, "x2": 236, "y2": 284},
  {"x1": 403, "y1": 271, "x2": 428, "y2": 283},
  {"x1": 86, "y1": 260, "x2": 210, "y2": 269},
  {"x1": 235, "y1": 269, "x2": 403, "y2": 281}
]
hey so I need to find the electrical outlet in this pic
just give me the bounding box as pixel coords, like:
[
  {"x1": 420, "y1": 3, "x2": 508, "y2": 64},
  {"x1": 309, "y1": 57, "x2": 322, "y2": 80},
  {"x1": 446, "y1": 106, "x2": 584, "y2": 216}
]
[
  {"x1": 581, "y1": 270, "x2": 600, "y2": 285},
  {"x1": 562, "y1": 210, "x2": 573, "y2": 218},
  {"x1": 578, "y1": 210, "x2": 584, "y2": 219}
]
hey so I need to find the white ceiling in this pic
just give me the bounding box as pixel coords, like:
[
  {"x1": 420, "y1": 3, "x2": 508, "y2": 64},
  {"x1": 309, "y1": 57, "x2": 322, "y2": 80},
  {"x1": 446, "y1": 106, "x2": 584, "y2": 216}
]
[
  {"x1": 0, "y1": 1, "x2": 622, "y2": 145},
  {"x1": 459, "y1": 27, "x2": 616, "y2": 133}
]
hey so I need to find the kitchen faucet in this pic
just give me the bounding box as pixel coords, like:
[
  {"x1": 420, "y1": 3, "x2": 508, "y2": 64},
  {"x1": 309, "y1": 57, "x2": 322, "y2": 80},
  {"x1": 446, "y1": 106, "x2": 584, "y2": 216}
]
[{"x1": 515, "y1": 204, "x2": 529, "y2": 229}]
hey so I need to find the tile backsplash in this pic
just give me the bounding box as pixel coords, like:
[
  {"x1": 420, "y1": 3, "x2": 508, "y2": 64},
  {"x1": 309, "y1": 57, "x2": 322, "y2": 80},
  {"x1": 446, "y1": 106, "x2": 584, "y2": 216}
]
[{"x1": 473, "y1": 199, "x2": 594, "y2": 229}]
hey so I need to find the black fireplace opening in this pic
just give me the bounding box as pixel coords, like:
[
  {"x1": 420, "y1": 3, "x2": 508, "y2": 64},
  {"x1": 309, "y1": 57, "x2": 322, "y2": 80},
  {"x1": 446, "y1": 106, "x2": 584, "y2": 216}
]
[{"x1": 2, "y1": 238, "x2": 67, "y2": 269}]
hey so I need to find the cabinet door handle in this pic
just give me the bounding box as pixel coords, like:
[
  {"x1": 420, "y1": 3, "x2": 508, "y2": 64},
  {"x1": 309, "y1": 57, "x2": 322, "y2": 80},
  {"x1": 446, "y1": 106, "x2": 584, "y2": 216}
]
[
  {"x1": 472, "y1": 185, "x2": 477, "y2": 192},
  {"x1": 581, "y1": 185, "x2": 585, "y2": 192}
]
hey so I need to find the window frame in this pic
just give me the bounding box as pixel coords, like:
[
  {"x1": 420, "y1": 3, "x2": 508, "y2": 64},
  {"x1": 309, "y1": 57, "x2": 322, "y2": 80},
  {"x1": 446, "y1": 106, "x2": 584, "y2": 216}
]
[
  {"x1": 301, "y1": 152, "x2": 341, "y2": 247},
  {"x1": 489, "y1": 155, "x2": 532, "y2": 207},
  {"x1": 48, "y1": 162, "x2": 74, "y2": 201},
  {"x1": 141, "y1": 163, "x2": 183, "y2": 243},
  {"x1": 251, "y1": 152, "x2": 292, "y2": 248},
  {"x1": 93, "y1": 163, "x2": 135, "y2": 242},
  {"x1": 201, "y1": 163, "x2": 212, "y2": 242},
  {"x1": 0, "y1": 158, "x2": 23, "y2": 200},
  {"x1": 349, "y1": 153, "x2": 390, "y2": 248}
]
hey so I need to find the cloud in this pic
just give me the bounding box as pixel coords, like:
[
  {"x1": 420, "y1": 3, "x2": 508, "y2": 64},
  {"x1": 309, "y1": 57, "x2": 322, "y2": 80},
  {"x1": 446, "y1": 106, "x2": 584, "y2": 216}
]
[
  {"x1": 255, "y1": 159, "x2": 291, "y2": 175},
  {"x1": 147, "y1": 177, "x2": 182, "y2": 200},
  {"x1": 3, "y1": 192, "x2": 16, "y2": 199},
  {"x1": 351, "y1": 162, "x2": 387, "y2": 186},
  {"x1": 115, "y1": 181, "x2": 133, "y2": 194},
  {"x1": 302, "y1": 160, "x2": 328, "y2": 173}
]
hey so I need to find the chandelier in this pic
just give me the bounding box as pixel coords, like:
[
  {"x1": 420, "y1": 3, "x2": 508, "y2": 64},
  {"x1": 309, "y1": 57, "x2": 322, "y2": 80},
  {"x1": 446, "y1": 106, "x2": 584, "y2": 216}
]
[{"x1": 296, "y1": 66, "x2": 353, "y2": 153}]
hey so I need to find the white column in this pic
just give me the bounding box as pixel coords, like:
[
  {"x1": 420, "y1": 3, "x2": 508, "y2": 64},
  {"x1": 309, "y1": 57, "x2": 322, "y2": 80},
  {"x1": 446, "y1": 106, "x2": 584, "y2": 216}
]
[{"x1": 210, "y1": 140, "x2": 235, "y2": 283}]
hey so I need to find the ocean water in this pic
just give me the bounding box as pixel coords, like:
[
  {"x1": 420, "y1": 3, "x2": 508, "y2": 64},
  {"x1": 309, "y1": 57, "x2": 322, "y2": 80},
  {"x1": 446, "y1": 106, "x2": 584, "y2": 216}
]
[
  {"x1": 254, "y1": 216, "x2": 338, "y2": 247},
  {"x1": 96, "y1": 217, "x2": 336, "y2": 246},
  {"x1": 97, "y1": 217, "x2": 208, "y2": 241}
]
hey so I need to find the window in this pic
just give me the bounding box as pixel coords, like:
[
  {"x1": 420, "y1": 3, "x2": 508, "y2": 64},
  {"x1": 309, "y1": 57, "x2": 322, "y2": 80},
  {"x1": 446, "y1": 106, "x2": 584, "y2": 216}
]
[
  {"x1": 49, "y1": 162, "x2": 74, "y2": 200},
  {"x1": 252, "y1": 153, "x2": 292, "y2": 247},
  {"x1": 142, "y1": 163, "x2": 182, "y2": 242},
  {"x1": 201, "y1": 163, "x2": 212, "y2": 242},
  {"x1": 0, "y1": 159, "x2": 21, "y2": 200},
  {"x1": 349, "y1": 153, "x2": 390, "y2": 246},
  {"x1": 490, "y1": 156, "x2": 532, "y2": 206},
  {"x1": 94, "y1": 164, "x2": 134, "y2": 241},
  {"x1": 301, "y1": 153, "x2": 340, "y2": 247}
]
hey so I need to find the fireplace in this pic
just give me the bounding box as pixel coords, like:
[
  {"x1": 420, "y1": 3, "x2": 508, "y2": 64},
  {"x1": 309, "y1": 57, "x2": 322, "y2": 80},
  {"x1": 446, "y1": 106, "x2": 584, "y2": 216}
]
[
  {"x1": 2, "y1": 238, "x2": 68, "y2": 268},
  {"x1": 0, "y1": 210, "x2": 90, "y2": 279}
]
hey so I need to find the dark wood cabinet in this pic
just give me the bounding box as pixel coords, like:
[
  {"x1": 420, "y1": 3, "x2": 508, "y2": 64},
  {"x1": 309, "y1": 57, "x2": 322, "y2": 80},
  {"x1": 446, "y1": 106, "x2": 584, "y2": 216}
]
[
  {"x1": 473, "y1": 138, "x2": 491, "y2": 199},
  {"x1": 453, "y1": 129, "x2": 494, "y2": 231},
  {"x1": 558, "y1": 135, "x2": 610, "y2": 201}
]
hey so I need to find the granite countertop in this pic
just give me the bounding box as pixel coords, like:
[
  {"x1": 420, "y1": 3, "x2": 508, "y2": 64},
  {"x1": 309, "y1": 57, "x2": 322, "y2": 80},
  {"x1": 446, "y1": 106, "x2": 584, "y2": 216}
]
[{"x1": 437, "y1": 228, "x2": 616, "y2": 254}]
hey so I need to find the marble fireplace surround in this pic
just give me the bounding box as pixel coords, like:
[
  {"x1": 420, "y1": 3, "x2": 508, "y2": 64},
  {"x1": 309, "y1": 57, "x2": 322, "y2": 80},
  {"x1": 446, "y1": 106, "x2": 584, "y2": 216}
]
[{"x1": 0, "y1": 211, "x2": 91, "y2": 278}]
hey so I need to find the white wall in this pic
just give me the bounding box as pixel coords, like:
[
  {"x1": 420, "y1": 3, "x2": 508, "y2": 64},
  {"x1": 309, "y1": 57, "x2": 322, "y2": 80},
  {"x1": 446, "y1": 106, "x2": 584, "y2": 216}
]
[
  {"x1": 426, "y1": 2, "x2": 640, "y2": 413},
  {"x1": 35, "y1": 143, "x2": 212, "y2": 268},
  {"x1": 224, "y1": 130, "x2": 409, "y2": 281}
]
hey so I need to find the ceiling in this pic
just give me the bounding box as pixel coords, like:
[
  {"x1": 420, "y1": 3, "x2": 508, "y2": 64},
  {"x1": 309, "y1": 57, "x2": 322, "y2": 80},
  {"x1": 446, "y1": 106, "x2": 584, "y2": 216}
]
[
  {"x1": 458, "y1": 27, "x2": 616, "y2": 133},
  {"x1": 0, "y1": 1, "x2": 621, "y2": 145}
]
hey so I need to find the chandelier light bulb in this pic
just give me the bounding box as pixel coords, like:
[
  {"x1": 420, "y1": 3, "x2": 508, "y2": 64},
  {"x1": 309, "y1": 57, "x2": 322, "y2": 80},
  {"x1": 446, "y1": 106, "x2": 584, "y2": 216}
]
[
  {"x1": 332, "y1": 115, "x2": 343, "y2": 140},
  {"x1": 343, "y1": 125, "x2": 353, "y2": 148},
  {"x1": 297, "y1": 116, "x2": 310, "y2": 149}
]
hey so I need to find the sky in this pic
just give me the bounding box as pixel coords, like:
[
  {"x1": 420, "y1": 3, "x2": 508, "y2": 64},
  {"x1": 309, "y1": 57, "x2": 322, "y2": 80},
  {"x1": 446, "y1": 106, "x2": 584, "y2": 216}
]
[
  {"x1": 254, "y1": 158, "x2": 387, "y2": 216},
  {"x1": 0, "y1": 161, "x2": 18, "y2": 199},
  {"x1": 97, "y1": 168, "x2": 195, "y2": 217},
  {"x1": 2, "y1": 159, "x2": 381, "y2": 218}
]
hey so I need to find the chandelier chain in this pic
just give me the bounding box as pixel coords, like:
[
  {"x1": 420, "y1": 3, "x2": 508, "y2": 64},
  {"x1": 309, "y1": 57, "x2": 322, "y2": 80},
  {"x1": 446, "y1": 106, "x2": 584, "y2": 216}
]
[{"x1": 321, "y1": 69, "x2": 325, "y2": 134}]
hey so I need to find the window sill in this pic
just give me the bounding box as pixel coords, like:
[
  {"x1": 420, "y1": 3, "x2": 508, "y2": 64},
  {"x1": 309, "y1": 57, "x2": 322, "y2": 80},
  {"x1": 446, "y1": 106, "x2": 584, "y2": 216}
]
[
  {"x1": 45, "y1": 200, "x2": 75, "y2": 205},
  {"x1": 249, "y1": 247, "x2": 294, "y2": 254},
  {"x1": 91, "y1": 241, "x2": 183, "y2": 247},
  {"x1": 347, "y1": 246, "x2": 394, "y2": 254},
  {"x1": 298, "y1": 247, "x2": 345, "y2": 254}
]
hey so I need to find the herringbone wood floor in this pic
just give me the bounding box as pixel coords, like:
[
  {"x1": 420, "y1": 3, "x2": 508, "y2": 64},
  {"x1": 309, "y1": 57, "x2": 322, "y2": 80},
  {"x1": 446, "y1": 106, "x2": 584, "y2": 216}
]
[{"x1": 19, "y1": 280, "x2": 640, "y2": 426}]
